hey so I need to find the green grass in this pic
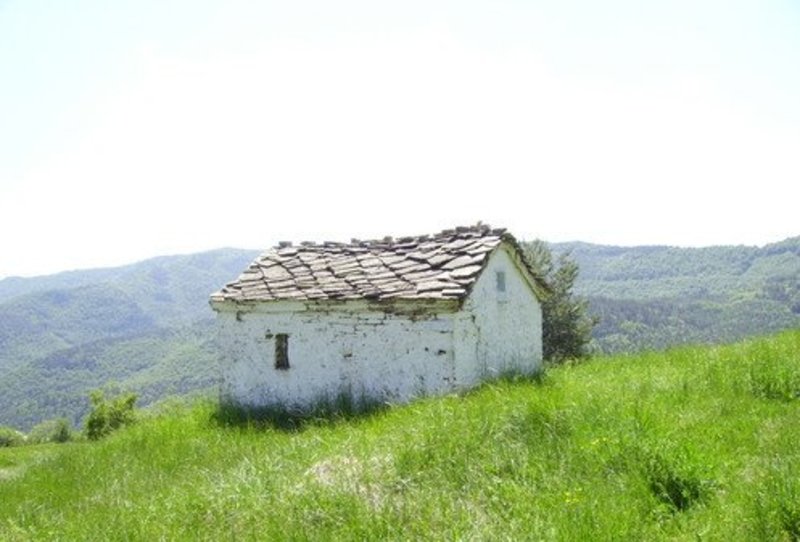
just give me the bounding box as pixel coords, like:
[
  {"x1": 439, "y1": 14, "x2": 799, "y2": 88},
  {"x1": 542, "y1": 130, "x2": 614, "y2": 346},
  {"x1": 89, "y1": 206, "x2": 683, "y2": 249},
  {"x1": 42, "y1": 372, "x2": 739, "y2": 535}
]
[{"x1": 1, "y1": 330, "x2": 799, "y2": 540}]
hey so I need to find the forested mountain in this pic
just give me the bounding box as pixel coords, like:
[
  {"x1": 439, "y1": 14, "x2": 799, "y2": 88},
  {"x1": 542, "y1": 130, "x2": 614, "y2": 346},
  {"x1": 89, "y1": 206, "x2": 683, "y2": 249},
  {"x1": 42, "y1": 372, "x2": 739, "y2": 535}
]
[
  {"x1": 0, "y1": 249, "x2": 258, "y2": 430},
  {"x1": 1, "y1": 238, "x2": 798, "y2": 431},
  {"x1": 551, "y1": 236, "x2": 800, "y2": 352},
  {"x1": 0, "y1": 285, "x2": 154, "y2": 372},
  {"x1": 0, "y1": 249, "x2": 259, "y2": 325},
  {"x1": 0, "y1": 249, "x2": 258, "y2": 373},
  {"x1": 0, "y1": 321, "x2": 220, "y2": 431}
]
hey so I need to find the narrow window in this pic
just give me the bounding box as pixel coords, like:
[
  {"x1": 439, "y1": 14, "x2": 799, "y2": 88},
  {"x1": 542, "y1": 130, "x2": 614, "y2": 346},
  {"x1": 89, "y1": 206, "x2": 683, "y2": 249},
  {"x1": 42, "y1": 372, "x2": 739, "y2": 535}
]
[
  {"x1": 496, "y1": 271, "x2": 506, "y2": 293},
  {"x1": 275, "y1": 334, "x2": 289, "y2": 370}
]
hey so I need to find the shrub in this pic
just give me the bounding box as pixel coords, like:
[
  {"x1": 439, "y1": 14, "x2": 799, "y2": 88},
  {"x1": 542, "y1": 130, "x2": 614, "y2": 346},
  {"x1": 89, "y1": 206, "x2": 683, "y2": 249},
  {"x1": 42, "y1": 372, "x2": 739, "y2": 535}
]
[
  {"x1": 0, "y1": 426, "x2": 25, "y2": 447},
  {"x1": 28, "y1": 418, "x2": 74, "y2": 444},
  {"x1": 84, "y1": 390, "x2": 137, "y2": 440}
]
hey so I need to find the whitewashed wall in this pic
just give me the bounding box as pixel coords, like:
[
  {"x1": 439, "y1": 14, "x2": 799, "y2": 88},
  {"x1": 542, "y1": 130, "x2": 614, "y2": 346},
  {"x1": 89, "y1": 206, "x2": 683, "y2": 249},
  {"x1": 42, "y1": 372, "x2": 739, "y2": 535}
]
[
  {"x1": 214, "y1": 245, "x2": 542, "y2": 409},
  {"x1": 454, "y1": 246, "x2": 543, "y2": 387},
  {"x1": 215, "y1": 303, "x2": 457, "y2": 408}
]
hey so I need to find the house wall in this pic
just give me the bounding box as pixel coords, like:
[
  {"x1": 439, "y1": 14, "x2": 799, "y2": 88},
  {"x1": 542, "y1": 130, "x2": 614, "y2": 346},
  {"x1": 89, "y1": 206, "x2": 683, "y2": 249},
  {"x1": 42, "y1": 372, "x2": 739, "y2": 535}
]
[
  {"x1": 215, "y1": 304, "x2": 457, "y2": 408},
  {"x1": 453, "y1": 247, "x2": 543, "y2": 386},
  {"x1": 214, "y1": 245, "x2": 543, "y2": 408}
]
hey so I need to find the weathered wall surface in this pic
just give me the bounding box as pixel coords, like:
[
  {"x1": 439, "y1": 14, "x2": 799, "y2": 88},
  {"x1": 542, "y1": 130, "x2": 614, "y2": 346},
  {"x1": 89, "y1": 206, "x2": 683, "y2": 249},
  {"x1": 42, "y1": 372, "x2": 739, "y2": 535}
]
[
  {"x1": 214, "y1": 245, "x2": 542, "y2": 408},
  {"x1": 216, "y1": 303, "x2": 456, "y2": 408},
  {"x1": 454, "y1": 247, "x2": 543, "y2": 385}
]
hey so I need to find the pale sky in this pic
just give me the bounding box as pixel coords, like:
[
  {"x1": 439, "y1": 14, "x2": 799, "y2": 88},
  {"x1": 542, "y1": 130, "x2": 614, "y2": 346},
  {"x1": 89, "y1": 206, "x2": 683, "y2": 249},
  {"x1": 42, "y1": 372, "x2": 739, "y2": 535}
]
[{"x1": 1, "y1": 0, "x2": 799, "y2": 278}]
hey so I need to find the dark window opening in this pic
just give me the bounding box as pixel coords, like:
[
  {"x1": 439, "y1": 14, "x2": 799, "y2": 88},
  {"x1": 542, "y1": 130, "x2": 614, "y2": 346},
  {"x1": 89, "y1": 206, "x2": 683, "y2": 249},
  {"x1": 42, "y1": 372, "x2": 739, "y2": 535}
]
[
  {"x1": 496, "y1": 271, "x2": 506, "y2": 293},
  {"x1": 275, "y1": 334, "x2": 289, "y2": 370}
]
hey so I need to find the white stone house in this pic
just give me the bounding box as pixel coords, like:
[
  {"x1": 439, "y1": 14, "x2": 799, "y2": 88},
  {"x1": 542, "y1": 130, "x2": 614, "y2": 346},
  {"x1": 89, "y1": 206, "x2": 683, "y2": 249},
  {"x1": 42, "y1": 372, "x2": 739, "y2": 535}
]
[{"x1": 210, "y1": 225, "x2": 546, "y2": 409}]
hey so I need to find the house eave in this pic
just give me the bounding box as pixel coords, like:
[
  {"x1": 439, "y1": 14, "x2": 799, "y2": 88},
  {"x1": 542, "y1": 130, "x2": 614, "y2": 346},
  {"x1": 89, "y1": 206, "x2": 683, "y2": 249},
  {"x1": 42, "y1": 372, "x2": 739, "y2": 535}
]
[{"x1": 209, "y1": 296, "x2": 462, "y2": 316}]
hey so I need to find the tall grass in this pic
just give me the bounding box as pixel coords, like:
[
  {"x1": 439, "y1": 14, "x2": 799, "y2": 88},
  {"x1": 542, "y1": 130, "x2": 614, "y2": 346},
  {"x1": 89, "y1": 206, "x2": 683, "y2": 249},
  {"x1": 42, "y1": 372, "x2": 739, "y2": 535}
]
[{"x1": 1, "y1": 329, "x2": 798, "y2": 540}]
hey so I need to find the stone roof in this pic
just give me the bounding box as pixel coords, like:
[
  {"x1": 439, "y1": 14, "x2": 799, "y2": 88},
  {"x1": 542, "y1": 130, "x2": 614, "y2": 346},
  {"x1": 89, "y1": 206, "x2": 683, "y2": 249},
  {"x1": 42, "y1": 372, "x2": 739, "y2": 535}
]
[{"x1": 211, "y1": 224, "x2": 544, "y2": 304}]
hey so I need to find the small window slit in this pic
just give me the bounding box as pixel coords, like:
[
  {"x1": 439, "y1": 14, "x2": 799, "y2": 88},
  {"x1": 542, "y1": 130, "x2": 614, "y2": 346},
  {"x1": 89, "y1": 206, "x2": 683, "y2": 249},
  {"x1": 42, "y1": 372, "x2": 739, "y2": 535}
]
[
  {"x1": 496, "y1": 271, "x2": 506, "y2": 293},
  {"x1": 275, "y1": 334, "x2": 289, "y2": 370}
]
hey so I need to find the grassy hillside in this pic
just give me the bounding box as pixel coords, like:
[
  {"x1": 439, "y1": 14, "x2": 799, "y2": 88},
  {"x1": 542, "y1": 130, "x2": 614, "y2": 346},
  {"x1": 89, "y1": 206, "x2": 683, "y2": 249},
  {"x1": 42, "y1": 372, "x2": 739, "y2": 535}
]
[
  {"x1": 2, "y1": 330, "x2": 798, "y2": 540},
  {"x1": 551, "y1": 236, "x2": 800, "y2": 352}
]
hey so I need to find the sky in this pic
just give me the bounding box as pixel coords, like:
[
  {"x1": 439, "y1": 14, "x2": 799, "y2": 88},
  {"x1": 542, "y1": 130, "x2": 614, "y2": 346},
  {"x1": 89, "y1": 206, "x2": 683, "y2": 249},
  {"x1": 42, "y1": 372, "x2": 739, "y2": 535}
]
[{"x1": 1, "y1": 0, "x2": 799, "y2": 278}]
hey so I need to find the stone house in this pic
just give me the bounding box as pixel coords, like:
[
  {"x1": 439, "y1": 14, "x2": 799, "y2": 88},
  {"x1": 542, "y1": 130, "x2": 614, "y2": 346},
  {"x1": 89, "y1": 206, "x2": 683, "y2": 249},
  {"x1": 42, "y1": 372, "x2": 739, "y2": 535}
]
[{"x1": 210, "y1": 224, "x2": 546, "y2": 409}]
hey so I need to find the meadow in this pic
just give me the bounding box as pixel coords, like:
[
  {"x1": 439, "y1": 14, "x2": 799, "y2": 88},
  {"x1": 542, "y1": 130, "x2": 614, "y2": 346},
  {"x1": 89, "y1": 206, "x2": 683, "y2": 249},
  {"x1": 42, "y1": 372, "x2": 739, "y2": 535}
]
[{"x1": 1, "y1": 330, "x2": 799, "y2": 540}]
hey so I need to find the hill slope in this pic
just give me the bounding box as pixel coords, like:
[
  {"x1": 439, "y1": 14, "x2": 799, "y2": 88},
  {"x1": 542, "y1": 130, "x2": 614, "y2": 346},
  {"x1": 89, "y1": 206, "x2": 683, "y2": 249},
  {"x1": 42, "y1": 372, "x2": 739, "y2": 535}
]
[
  {"x1": 0, "y1": 248, "x2": 258, "y2": 430},
  {"x1": 551, "y1": 236, "x2": 800, "y2": 352},
  {"x1": 0, "y1": 320, "x2": 220, "y2": 431},
  {"x1": 2, "y1": 237, "x2": 799, "y2": 431},
  {"x1": 2, "y1": 330, "x2": 798, "y2": 540},
  {"x1": 0, "y1": 248, "x2": 260, "y2": 326},
  {"x1": 0, "y1": 284, "x2": 155, "y2": 372}
]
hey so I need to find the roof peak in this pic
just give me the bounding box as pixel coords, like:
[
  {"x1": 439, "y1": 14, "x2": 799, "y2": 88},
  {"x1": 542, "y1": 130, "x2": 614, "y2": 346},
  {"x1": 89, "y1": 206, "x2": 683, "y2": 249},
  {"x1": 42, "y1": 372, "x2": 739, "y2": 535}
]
[{"x1": 294, "y1": 223, "x2": 507, "y2": 251}]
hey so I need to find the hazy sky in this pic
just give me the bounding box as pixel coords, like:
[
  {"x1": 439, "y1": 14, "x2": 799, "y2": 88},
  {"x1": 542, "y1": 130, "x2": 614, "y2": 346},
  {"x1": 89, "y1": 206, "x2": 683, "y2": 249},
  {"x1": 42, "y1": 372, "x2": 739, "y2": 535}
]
[{"x1": 1, "y1": 0, "x2": 799, "y2": 278}]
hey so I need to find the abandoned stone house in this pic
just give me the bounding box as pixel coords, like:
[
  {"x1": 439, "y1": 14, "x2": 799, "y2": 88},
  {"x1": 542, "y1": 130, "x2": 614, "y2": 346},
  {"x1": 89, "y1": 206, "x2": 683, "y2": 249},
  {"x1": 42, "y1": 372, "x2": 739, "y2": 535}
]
[{"x1": 209, "y1": 224, "x2": 546, "y2": 409}]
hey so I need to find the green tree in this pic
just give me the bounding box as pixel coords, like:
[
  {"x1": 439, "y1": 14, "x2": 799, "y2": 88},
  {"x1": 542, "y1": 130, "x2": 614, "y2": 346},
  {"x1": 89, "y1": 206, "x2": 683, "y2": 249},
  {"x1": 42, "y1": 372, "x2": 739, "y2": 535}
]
[
  {"x1": 84, "y1": 390, "x2": 137, "y2": 440},
  {"x1": 524, "y1": 240, "x2": 598, "y2": 363}
]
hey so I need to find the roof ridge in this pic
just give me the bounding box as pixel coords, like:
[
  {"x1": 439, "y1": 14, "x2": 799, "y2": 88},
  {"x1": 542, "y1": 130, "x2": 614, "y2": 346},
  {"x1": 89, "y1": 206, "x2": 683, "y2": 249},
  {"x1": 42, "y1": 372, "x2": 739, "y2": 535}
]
[{"x1": 291, "y1": 223, "x2": 506, "y2": 252}]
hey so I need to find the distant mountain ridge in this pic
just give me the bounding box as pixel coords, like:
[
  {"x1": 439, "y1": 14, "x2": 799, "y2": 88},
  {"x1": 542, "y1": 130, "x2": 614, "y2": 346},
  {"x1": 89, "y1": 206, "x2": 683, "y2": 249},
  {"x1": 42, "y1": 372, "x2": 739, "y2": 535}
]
[
  {"x1": 553, "y1": 236, "x2": 800, "y2": 297},
  {"x1": 1, "y1": 238, "x2": 799, "y2": 431},
  {"x1": 0, "y1": 248, "x2": 260, "y2": 322},
  {"x1": 550, "y1": 236, "x2": 800, "y2": 352}
]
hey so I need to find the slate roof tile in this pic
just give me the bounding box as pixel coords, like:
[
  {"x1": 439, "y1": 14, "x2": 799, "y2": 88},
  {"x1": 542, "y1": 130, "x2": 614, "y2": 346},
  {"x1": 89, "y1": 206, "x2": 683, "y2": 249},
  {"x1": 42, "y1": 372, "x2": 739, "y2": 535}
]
[
  {"x1": 426, "y1": 253, "x2": 453, "y2": 267},
  {"x1": 449, "y1": 264, "x2": 483, "y2": 279},
  {"x1": 211, "y1": 224, "x2": 544, "y2": 303}
]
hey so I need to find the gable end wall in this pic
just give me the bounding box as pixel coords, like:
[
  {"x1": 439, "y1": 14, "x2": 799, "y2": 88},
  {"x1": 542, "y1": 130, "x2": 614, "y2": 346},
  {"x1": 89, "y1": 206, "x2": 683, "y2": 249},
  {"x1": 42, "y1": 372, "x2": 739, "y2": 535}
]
[{"x1": 453, "y1": 246, "x2": 543, "y2": 386}]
